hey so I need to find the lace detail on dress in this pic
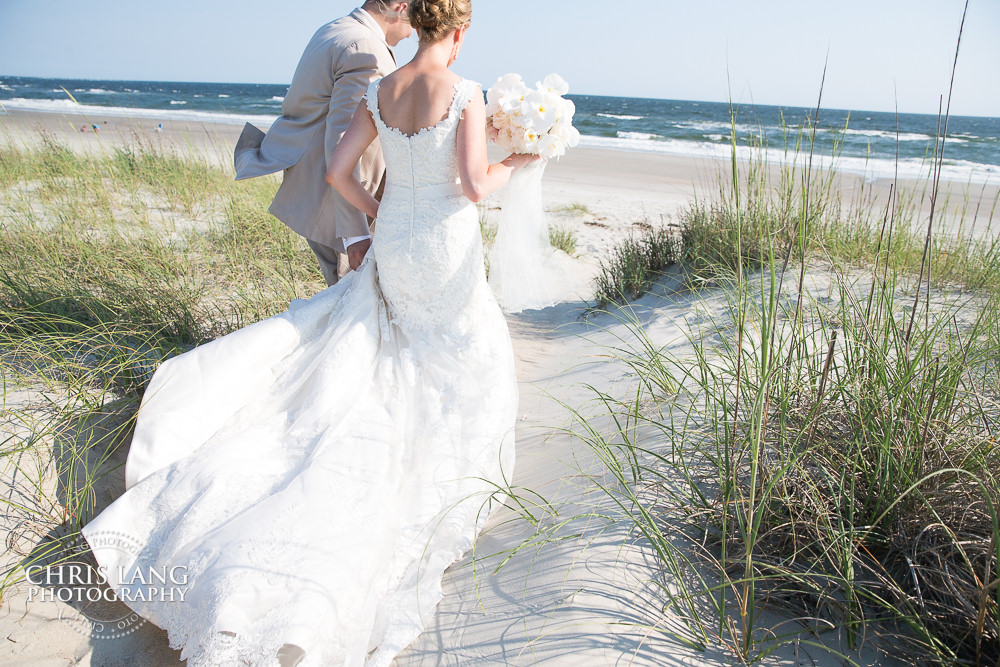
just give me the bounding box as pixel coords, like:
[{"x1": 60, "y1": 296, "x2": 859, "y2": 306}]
[{"x1": 364, "y1": 77, "x2": 489, "y2": 335}]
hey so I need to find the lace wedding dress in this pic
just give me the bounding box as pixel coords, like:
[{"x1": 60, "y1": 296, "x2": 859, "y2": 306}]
[{"x1": 82, "y1": 78, "x2": 517, "y2": 666}]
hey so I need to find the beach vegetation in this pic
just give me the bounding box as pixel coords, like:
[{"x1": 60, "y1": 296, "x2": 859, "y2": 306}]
[
  {"x1": 548, "y1": 224, "x2": 577, "y2": 256},
  {"x1": 0, "y1": 136, "x2": 323, "y2": 602},
  {"x1": 592, "y1": 224, "x2": 680, "y2": 305},
  {"x1": 553, "y1": 202, "x2": 592, "y2": 216},
  {"x1": 582, "y1": 4, "x2": 999, "y2": 662}
]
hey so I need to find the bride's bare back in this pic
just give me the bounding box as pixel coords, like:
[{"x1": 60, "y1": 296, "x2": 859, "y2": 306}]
[
  {"x1": 328, "y1": 18, "x2": 537, "y2": 213},
  {"x1": 374, "y1": 68, "x2": 463, "y2": 137}
]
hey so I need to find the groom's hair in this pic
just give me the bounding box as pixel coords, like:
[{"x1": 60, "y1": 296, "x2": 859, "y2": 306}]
[{"x1": 362, "y1": 0, "x2": 401, "y2": 14}]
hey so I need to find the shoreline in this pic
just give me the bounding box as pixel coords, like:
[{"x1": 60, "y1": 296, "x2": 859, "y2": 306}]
[
  {"x1": 3, "y1": 94, "x2": 998, "y2": 186},
  {"x1": 2, "y1": 107, "x2": 997, "y2": 251}
]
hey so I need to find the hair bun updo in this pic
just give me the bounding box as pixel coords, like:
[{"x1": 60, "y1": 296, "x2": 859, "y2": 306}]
[{"x1": 408, "y1": 0, "x2": 472, "y2": 43}]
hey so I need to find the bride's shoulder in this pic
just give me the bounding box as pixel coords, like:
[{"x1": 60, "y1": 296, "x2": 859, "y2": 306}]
[
  {"x1": 364, "y1": 75, "x2": 385, "y2": 99},
  {"x1": 458, "y1": 78, "x2": 482, "y2": 92},
  {"x1": 455, "y1": 78, "x2": 483, "y2": 107}
]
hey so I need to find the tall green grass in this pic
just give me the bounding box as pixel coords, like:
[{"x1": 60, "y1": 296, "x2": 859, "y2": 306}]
[
  {"x1": 0, "y1": 137, "x2": 324, "y2": 602},
  {"x1": 582, "y1": 4, "x2": 998, "y2": 661},
  {"x1": 580, "y1": 267, "x2": 999, "y2": 662},
  {"x1": 593, "y1": 225, "x2": 680, "y2": 305}
]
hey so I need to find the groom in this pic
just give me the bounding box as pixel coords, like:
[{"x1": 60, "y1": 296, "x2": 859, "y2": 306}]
[{"x1": 234, "y1": 2, "x2": 412, "y2": 285}]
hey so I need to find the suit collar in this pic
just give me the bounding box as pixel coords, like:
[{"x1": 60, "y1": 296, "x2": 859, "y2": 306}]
[
  {"x1": 350, "y1": 7, "x2": 395, "y2": 64},
  {"x1": 353, "y1": 7, "x2": 381, "y2": 34}
]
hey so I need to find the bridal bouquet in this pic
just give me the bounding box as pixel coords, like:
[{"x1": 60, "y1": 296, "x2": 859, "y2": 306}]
[
  {"x1": 486, "y1": 73, "x2": 581, "y2": 159},
  {"x1": 484, "y1": 73, "x2": 584, "y2": 314}
]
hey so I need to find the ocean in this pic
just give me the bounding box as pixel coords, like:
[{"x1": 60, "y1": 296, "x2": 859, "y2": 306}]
[{"x1": 2, "y1": 75, "x2": 998, "y2": 184}]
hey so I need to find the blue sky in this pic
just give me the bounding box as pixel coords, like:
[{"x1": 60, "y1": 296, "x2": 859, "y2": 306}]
[{"x1": 0, "y1": 0, "x2": 996, "y2": 116}]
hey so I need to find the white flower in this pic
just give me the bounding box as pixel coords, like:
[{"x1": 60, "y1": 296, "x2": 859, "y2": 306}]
[
  {"x1": 566, "y1": 125, "x2": 581, "y2": 148},
  {"x1": 521, "y1": 90, "x2": 557, "y2": 134},
  {"x1": 560, "y1": 98, "x2": 576, "y2": 121},
  {"x1": 539, "y1": 73, "x2": 569, "y2": 96},
  {"x1": 536, "y1": 134, "x2": 563, "y2": 159},
  {"x1": 513, "y1": 127, "x2": 538, "y2": 153},
  {"x1": 486, "y1": 73, "x2": 526, "y2": 117}
]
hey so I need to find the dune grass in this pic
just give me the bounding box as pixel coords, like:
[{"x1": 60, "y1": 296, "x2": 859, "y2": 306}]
[
  {"x1": 548, "y1": 224, "x2": 578, "y2": 256},
  {"x1": 582, "y1": 267, "x2": 999, "y2": 663},
  {"x1": 585, "y1": 213, "x2": 999, "y2": 662},
  {"x1": 553, "y1": 202, "x2": 592, "y2": 216},
  {"x1": 592, "y1": 139, "x2": 998, "y2": 310},
  {"x1": 592, "y1": 224, "x2": 680, "y2": 305},
  {"x1": 581, "y1": 9, "x2": 999, "y2": 661},
  {"x1": 0, "y1": 136, "x2": 326, "y2": 602}
]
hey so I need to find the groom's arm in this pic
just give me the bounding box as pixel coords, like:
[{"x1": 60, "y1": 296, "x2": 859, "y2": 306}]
[{"x1": 324, "y1": 39, "x2": 385, "y2": 248}]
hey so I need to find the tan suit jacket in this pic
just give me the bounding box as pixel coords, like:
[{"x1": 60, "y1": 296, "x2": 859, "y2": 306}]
[{"x1": 234, "y1": 9, "x2": 395, "y2": 252}]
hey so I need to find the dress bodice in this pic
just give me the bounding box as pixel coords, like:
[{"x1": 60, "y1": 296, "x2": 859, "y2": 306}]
[
  {"x1": 366, "y1": 77, "x2": 481, "y2": 192},
  {"x1": 363, "y1": 77, "x2": 493, "y2": 334}
]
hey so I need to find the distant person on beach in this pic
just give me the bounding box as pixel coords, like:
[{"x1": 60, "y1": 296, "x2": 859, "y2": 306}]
[{"x1": 233, "y1": 1, "x2": 413, "y2": 285}]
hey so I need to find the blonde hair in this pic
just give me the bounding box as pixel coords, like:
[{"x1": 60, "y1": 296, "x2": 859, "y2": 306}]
[{"x1": 408, "y1": 0, "x2": 472, "y2": 43}]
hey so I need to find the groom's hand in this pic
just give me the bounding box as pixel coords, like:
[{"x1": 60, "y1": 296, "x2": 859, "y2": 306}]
[{"x1": 347, "y1": 238, "x2": 372, "y2": 271}]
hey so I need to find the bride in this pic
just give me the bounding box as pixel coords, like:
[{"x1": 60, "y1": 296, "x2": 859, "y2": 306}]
[{"x1": 81, "y1": 1, "x2": 538, "y2": 664}]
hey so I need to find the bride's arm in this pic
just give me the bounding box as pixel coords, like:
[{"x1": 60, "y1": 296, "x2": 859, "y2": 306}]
[
  {"x1": 457, "y1": 93, "x2": 537, "y2": 203},
  {"x1": 326, "y1": 100, "x2": 380, "y2": 220}
]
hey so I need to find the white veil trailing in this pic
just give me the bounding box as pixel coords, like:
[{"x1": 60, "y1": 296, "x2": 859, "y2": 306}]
[{"x1": 486, "y1": 161, "x2": 582, "y2": 313}]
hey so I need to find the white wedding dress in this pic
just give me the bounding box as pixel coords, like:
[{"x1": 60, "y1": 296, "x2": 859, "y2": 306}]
[{"x1": 82, "y1": 78, "x2": 517, "y2": 666}]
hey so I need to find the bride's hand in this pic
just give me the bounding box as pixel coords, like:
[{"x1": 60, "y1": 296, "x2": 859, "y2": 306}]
[{"x1": 502, "y1": 153, "x2": 543, "y2": 171}]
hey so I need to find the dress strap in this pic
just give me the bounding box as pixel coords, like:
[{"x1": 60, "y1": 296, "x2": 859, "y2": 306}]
[
  {"x1": 451, "y1": 79, "x2": 482, "y2": 118},
  {"x1": 365, "y1": 78, "x2": 382, "y2": 124}
]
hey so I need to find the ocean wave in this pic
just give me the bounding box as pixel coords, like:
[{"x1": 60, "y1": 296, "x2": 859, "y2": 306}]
[
  {"x1": 674, "y1": 120, "x2": 763, "y2": 136},
  {"x1": 578, "y1": 134, "x2": 996, "y2": 184},
  {"x1": 170, "y1": 100, "x2": 187, "y2": 105},
  {"x1": 218, "y1": 94, "x2": 230, "y2": 98},
  {"x1": 617, "y1": 131, "x2": 662, "y2": 141},
  {"x1": 269, "y1": 96, "x2": 285, "y2": 102},
  {"x1": 597, "y1": 112, "x2": 643, "y2": 121},
  {"x1": 580, "y1": 135, "x2": 731, "y2": 159},
  {"x1": 836, "y1": 128, "x2": 933, "y2": 142},
  {"x1": 674, "y1": 120, "x2": 731, "y2": 133},
  {"x1": 74, "y1": 88, "x2": 114, "y2": 95},
  {"x1": 0, "y1": 97, "x2": 277, "y2": 126}
]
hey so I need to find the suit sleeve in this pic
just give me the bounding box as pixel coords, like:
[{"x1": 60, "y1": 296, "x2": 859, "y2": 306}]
[{"x1": 325, "y1": 39, "x2": 384, "y2": 241}]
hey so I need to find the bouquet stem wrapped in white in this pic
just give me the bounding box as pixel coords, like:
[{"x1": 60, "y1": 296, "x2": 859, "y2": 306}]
[{"x1": 485, "y1": 74, "x2": 584, "y2": 313}]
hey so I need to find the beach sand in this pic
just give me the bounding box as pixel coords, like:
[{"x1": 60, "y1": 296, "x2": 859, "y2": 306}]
[{"x1": 1, "y1": 108, "x2": 993, "y2": 665}]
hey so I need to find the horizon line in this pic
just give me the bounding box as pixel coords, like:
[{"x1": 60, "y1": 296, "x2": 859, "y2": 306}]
[{"x1": 1, "y1": 72, "x2": 997, "y2": 120}]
